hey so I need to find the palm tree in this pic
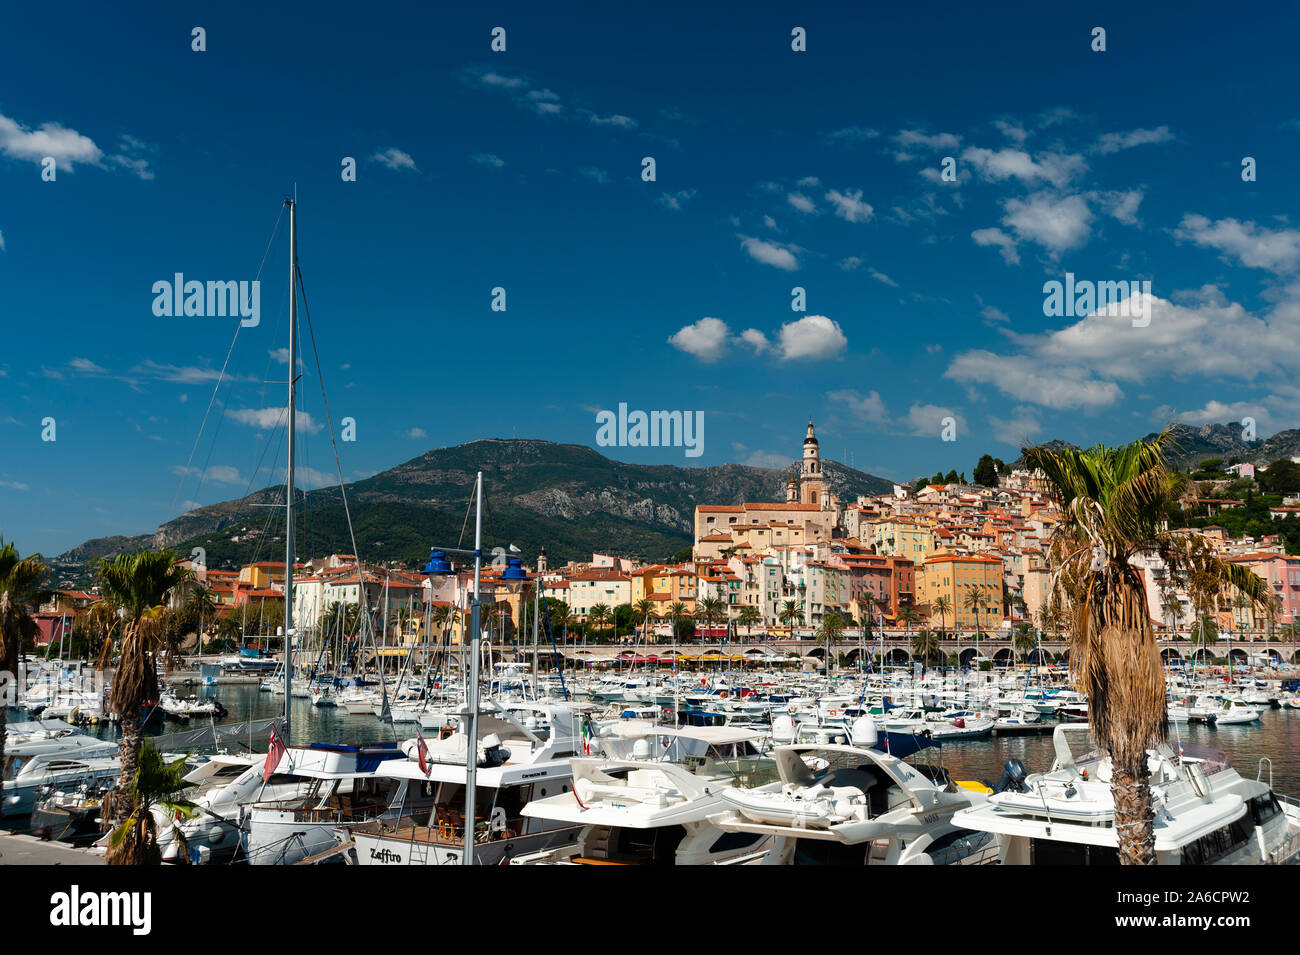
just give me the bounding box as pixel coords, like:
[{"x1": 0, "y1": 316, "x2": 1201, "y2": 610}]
[
  {"x1": 817, "y1": 611, "x2": 846, "y2": 672},
  {"x1": 963, "y1": 584, "x2": 983, "y2": 640},
  {"x1": 931, "y1": 594, "x2": 951, "y2": 636},
  {"x1": 737, "y1": 605, "x2": 762, "y2": 639},
  {"x1": 779, "y1": 599, "x2": 801, "y2": 639},
  {"x1": 855, "y1": 594, "x2": 877, "y2": 639},
  {"x1": 182, "y1": 584, "x2": 217, "y2": 653},
  {"x1": 1013, "y1": 623, "x2": 1037, "y2": 665},
  {"x1": 1024, "y1": 430, "x2": 1269, "y2": 864},
  {"x1": 0, "y1": 541, "x2": 48, "y2": 781},
  {"x1": 897, "y1": 604, "x2": 920, "y2": 634},
  {"x1": 633, "y1": 598, "x2": 655, "y2": 643},
  {"x1": 668, "y1": 601, "x2": 689, "y2": 644},
  {"x1": 588, "y1": 603, "x2": 611, "y2": 643},
  {"x1": 78, "y1": 600, "x2": 120, "y2": 660},
  {"x1": 912, "y1": 629, "x2": 942, "y2": 666},
  {"x1": 696, "y1": 597, "x2": 726, "y2": 642},
  {"x1": 106, "y1": 740, "x2": 198, "y2": 866},
  {"x1": 96, "y1": 549, "x2": 188, "y2": 821}
]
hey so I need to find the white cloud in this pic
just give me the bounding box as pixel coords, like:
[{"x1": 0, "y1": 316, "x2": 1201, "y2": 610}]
[
  {"x1": 960, "y1": 147, "x2": 1087, "y2": 188},
  {"x1": 905, "y1": 404, "x2": 966, "y2": 438},
  {"x1": 893, "y1": 129, "x2": 961, "y2": 161},
  {"x1": 971, "y1": 227, "x2": 1020, "y2": 265},
  {"x1": 869, "y1": 269, "x2": 898, "y2": 287},
  {"x1": 0, "y1": 479, "x2": 29, "y2": 491},
  {"x1": 585, "y1": 112, "x2": 638, "y2": 129},
  {"x1": 742, "y1": 450, "x2": 792, "y2": 468},
  {"x1": 739, "y1": 236, "x2": 800, "y2": 270},
  {"x1": 829, "y1": 389, "x2": 889, "y2": 426},
  {"x1": 776, "y1": 315, "x2": 847, "y2": 361},
  {"x1": 739, "y1": 328, "x2": 770, "y2": 353},
  {"x1": 825, "y1": 188, "x2": 873, "y2": 223},
  {"x1": 68, "y1": 357, "x2": 108, "y2": 374},
  {"x1": 993, "y1": 120, "x2": 1028, "y2": 144},
  {"x1": 668, "y1": 317, "x2": 731, "y2": 362},
  {"x1": 131, "y1": 360, "x2": 253, "y2": 384},
  {"x1": 408, "y1": 427, "x2": 428, "y2": 439},
  {"x1": 828, "y1": 127, "x2": 879, "y2": 142},
  {"x1": 0, "y1": 112, "x2": 101, "y2": 168},
  {"x1": 980, "y1": 305, "x2": 1010, "y2": 325},
  {"x1": 946, "y1": 351, "x2": 1123, "y2": 409},
  {"x1": 478, "y1": 72, "x2": 526, "y2": 89},
  {"x1": 987, "y1": 406, "x2": 1044, "y2": 446},
  {"x1": 1094, "y1": 126, "x2": 1174, "y2": 154},
  {"x1": 371, "y1": 147, "x2": 418, "y2": 172},
  {"x1": 1173, "y1": 214, "x2": 1300, "y2": 274},
  {"x1": 226, "y1": 407, "x2": 323, "y2": 434},
  {"x1": 763, "y1": 215, "x2": 779, "y2": 231},
  {"x1": 1093, "y1": 188, "x2": 1143, "y2": 225},
  {"x1": 838, "y1": 256, "x2": 862, "y2": 270},
  {"x1": 169, "y1": 464, "x2": 244, "y2": 485},
  {"x1": 658, "y1": 189, "x2": 696, "y2": 211},
  {"x1": 578, "y1": 166, "x2": 609, "y2": 184},
  {"x1": 471, "y1": 153, "x2": 505, "y2": 168},
  {"x1": 786, "y1": 192, "x2": 817, "y2": 214},
  {"x1": 1001, "y1": 191, "x2": 1093, "y2": 256},
  {"x1": 1155, "y1": 399, "x2": 1270, "y2": 428}
]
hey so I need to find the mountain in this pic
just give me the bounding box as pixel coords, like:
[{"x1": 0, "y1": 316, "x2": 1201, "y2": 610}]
[
  {"x1": 1139, "y1": 423, "x2": 1300, "y2": 471},
  {"x1": 51, "y1": 439, "x2": 894, "y2": 583}
]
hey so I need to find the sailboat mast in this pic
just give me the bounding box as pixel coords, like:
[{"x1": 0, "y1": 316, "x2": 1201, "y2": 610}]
[{"x1": 283, "y1": 196, "x2": 297, "y2": 738}]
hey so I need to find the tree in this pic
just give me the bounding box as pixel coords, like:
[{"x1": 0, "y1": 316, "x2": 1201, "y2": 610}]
[
  {"x1": 1013, "y1": 623, "x2": 1037, "y2": 663},
  {"x1": 96, "y1": 549, "x2": 188, "y2": 821},
  {"x1": 817, "y1": 611, "x2": 846, "y2": 672},
  {"x1": 588, "y1": 604, "x2": 612, "y2": 643},
  {"x1": 963, "y1": 585, "x2": 984, "y2": 638},
  {"x1": 1259, "y1": 459, "x2": 1300, "y2": 494},
  {"x1": 633, "y1": 598, "x2": 656, "y2": 642},
  {"x1": 737, "y1": 604, "x2": 762, "y2": 638},
  {"x1": 931, "y1": 594, "x2": 951, "y2": 635},
  {"x1": 974, "y1": 454, "x2": 1000, "y2": 487},
  {"x1": 897, "y1": 604, "x2": 920, "y2": 633},
  {"x1": 0, "y1": 541, "x2": 48, "y2": 787},
  {"x1": 695, "y1": 597, "x2": 726, "y2": 642},
  {"x1": 106, "y1": 740, "x2": 198, "y2": 866},
  {"x1": 668, "y1": 601, "x2": 690, "y2": 643},
  {"x1": 912, "y1": 629, "x2": 942, "y2": 665},
  {"x1": 779, "y1": 599, "x2": 802, "y2": 637},
  {"x1": 1024, "y1": 429, "x2": 1269, "y2": 864}
]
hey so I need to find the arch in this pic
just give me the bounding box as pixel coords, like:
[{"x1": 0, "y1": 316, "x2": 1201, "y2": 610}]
[
  {"x1": 1160, "y1": 647, "x2": 1183, "y2": 663},
  {"x1": 884, "y1": 647, "x2": 911, "y2": 664},
  {"x1": 958, "y1": 647, "x2": 980, "y2": 667},
  {"x1": 993, "y1": 648, "x2": 1014, "y2": 667},
  {"x1": 805, "y1": 646, "x2": 826, "y2": 659},
  {"x1": 842, "y1": 647, "x2": 863, "y2": 663},
  {"x1": 1027, "y1": 648, "x2": 1052, "y2": 665},
  {"x1": 1192, "y1": 648, "x2": 1213, "y2": 663},
  {"x1": 1227, "y1": 648, "x2": 1248, "y2": 666}
]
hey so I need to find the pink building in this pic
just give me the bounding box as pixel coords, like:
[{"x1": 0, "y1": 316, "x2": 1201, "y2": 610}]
[{"x1": 1229, "y1": 553, "x2": 1300, "y2": 628}]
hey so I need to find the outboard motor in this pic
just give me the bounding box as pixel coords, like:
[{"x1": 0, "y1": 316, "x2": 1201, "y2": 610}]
[{"x1": 991, "y1": 758, "x2": 1028, "y2": 794}]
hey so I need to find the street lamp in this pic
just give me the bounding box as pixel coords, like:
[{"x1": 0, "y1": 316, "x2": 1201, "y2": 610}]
[{"x1": 421, "y1": 471, "x2": 528, "y2": 866}]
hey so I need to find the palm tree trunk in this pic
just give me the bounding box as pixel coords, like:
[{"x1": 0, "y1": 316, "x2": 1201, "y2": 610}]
[
  {"x1": 1111, "y1": 759, "x2": 1156, "y2": 864},
  {"x1": 116, "y1": 708, "x2": 144, "y2": 819}
]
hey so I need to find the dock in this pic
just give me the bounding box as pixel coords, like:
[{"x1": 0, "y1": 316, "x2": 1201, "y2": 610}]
[{"x1": 0, "y1": 831, "x2": 105, "y2": 865}]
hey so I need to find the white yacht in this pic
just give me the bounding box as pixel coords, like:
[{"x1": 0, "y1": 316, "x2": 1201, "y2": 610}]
[
  {"x1": 241, "y1": 741, "x2": 414, "y2": 865},
  {"x1": 346, "y1": 702, "x2": 590, "y2": 865},
  {"x1": 2, "y1": 732, "x2": 119, "y2": 818},
  {"x1": 153, "y1": 752, "x2": 314, "y2": 863},
  {"x1": 513, "y1": 725, "x2": 780, "y2": 865},
  {"x1": 710, "y1": 740, "x2": 997, "y2": 865},
  {"x1": 952, "y1": 724, "x2": 1300, "y2": 864}
]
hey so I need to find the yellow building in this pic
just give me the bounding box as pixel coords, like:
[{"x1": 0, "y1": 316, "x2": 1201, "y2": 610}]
[
  {"x1": 917, "y1": 553, "x2": 1004, "y2": 630},
  {"x1": 868, "y1": 518, "x2": 936, "y2": 560}
]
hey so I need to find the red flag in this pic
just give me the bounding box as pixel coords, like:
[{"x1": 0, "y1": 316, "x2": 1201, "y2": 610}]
[
  {"x1": 416, "y1": 730, "x2": 431, "y2": 776},
  {"x1": 264, "y1": 727, "x2": 286, "y2": 779}
]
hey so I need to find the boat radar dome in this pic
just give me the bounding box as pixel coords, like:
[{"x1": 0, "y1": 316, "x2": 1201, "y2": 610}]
[
  {"x1": 632, "y1": 738, "x2": 653, "y2": 759},
  {"x1": 851, "y1": 717, "x2": 878, "y2": 747}
]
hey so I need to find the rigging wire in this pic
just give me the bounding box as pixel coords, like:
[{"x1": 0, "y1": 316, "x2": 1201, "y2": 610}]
[{"x1": 170, "y1": 204, "x2": 287, "y2": 515}]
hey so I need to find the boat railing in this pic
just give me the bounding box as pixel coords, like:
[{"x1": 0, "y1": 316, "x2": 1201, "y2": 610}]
[{"x1": 1258, "y1": 757, "x2": 1274, "y2": 789}]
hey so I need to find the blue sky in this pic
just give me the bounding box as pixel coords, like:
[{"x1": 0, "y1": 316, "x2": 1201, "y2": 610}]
[{"x1": 3, "y1": 1, "x2": 1300, "y2": 556}]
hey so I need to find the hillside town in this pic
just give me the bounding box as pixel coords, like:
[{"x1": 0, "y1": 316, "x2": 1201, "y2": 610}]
[{"x1": 28, "y1": 421, "x2": 1300, "y2": 661}]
